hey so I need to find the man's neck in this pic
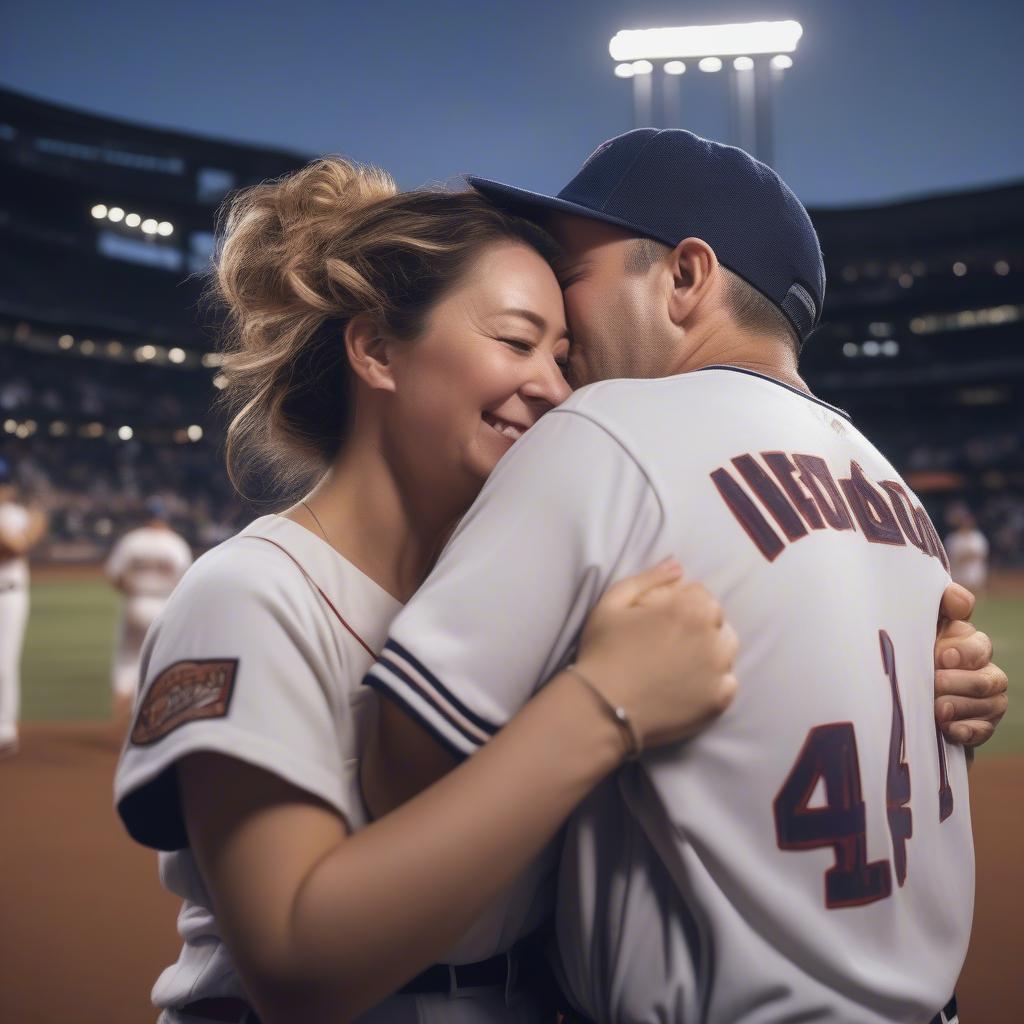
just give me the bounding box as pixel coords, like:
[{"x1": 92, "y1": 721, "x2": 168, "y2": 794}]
[{"x1": 672, "y1": 323, "x2": 810, "y2": 394}]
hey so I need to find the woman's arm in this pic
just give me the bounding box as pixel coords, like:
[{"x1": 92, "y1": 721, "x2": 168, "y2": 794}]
[{"x1": 179, "y1": 563, "x2": 737, "y2": 1024}]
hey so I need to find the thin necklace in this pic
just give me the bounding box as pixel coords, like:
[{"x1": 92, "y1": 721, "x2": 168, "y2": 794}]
[{"x1": 301, "y1": 499, "x2": 333, "y2": 549}]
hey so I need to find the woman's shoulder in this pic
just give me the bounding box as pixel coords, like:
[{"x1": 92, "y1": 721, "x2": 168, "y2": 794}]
[{"x1": 168, "y1": 521, "x2": 315, "y2": 618}]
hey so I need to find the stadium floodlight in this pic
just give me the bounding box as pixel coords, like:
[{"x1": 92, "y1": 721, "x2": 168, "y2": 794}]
[
  {"x1": 125, "y1": 212, "x2": 141, "y2": 228},
  {"x1": 168, "y1": 347, "x2": 186, "y2": 364},
  {"x1": 79, "y1": 339, "x2": 95, "y2": 355},
  {"x1": 91, "y1": 204, "x2": 107, "y2": 219},
  {"x1": 157, "y1": 221, "x2": 174, "y2": 236},
  {"x1": 615, "y1": 63, "x2": 636, "y2": 78},
  {"x1": 771, "y1": 54, "x2": 794, "y2": 70},
  {"x1": 699, "y1": 57, "x2": 723, "y2": 72},
  {"x1": 107, "y1": 207, "x2": 124, "y2": 223},
  {"x1": 631, "y1": 60, "x2": 654, "y2": 74},
  {"x1": 609, "y1": 21, "x2": 802, "y2": 61},
  {"x1": 118, "y1": 426, "x2": 134, "y2": 441},
  {"x1": 733, "y1": 56, "x2": 754, "y2": 71},
  {"x1": 58, "y1": 334, "x2": 74, "y2": 349},
  {"x1": 187, "y1": 424, "x2": 204, "y2": 442},
  {"x1": 664, "y1": 60, "x2": 686, "y2": 75},
  {"x1": 141, "y1": 218, "x2": 158, "y2": 234}
]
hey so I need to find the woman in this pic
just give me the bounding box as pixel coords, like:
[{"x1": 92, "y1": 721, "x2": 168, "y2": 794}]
[{"x1": 114, "y1": 158, "x2": 738, "y2": 1024}]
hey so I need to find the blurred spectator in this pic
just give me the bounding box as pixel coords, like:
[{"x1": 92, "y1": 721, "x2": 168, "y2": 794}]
[{"x1": 945, "y1": 506, "x2": 991, "y2": 591}]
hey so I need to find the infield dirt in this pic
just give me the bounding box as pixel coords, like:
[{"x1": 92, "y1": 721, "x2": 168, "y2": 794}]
[{"x1": 1, "y1": 723, "x2": 1021, "y2": 1023}]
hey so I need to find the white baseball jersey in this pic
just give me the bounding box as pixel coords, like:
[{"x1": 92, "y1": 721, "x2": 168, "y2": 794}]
[
  {"x1": 366, "y1": 367, "x2": 973, "y2": 1024},
  {"x1": 0, "y1": 501, "x2": 31, "y2": 589},
  {"x1": 105, "y1": 526, "x2": 193, "y2": 600},
  {"x1": 114, "y1": 514, "x2": 551, "y2": 1024},
  {"x1": 107, "y1": 526, "x2": 193, "y2": 699},
  {"x1": 945, "y1": 528, "x2": 989, "y2": 591}
]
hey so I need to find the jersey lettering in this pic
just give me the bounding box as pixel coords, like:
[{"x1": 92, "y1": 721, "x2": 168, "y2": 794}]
[
  {"x1": 775, "y1": 631, "x2": 953, "y2": 907},
  {"x1": 712, "y1": 451, "x2": 948, "y2": 568},
  {"x1": 774, "y1": 722, "x2": 892, "y2": 908},
  {"x1": 880, "y1": 630, "x2": 912, "y2": 886}
]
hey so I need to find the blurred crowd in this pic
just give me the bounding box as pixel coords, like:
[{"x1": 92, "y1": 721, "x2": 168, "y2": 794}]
[
  {"x1": 0, "y1": 434, "x2": 244, "y2": 558},
  {"x1": 2, "y1": 346, "x2": 1023, "y2": 569}
]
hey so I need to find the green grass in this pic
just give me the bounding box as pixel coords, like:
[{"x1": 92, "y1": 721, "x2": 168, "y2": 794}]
[
  {"x1": 968, "y1": 594, "x2": 1024, "y2": 759},
  {"x1": 21, "y1": 578, "x2": 121, "y2": 720},
  {"x1": 17, "y1": 578, "x2": 1024, "y2": 757}
]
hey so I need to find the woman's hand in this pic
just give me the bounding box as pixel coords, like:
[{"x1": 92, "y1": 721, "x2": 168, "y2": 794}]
[{"x1": 573, "y1": 558, "x2": 738, "y2": 753}]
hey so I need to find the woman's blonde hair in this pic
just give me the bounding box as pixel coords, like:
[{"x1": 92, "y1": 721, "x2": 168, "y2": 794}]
[{"x1": 211, "y1": 157, "x2": 561, "y2": 502}]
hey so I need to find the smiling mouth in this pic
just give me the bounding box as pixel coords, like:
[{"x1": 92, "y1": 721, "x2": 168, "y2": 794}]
[{"x1": 482, "y1": 411, "x2": 527, "y2": 442}]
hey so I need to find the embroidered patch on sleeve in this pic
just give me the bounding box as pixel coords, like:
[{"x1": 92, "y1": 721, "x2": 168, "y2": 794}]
[{"x1": 130, "y1": 659, "x2": 238, "y2": 746}]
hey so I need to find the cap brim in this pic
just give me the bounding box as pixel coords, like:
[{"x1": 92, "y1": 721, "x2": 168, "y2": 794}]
[{"x1": 467, "y1": 176, "x2": 657, "y2": 239}]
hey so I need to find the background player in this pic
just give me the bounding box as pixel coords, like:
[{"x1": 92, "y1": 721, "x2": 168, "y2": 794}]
[
  {"x1": 0, "y1": 457, "x2": 48, "y2": 758},
  {"x1": 946, "y1": 507, "x2": 990, "y2": 594},
  {"x1": 105, "y1": 498, "x2": 192, "y2": 731},
  {"x1": 363, "y1": 131, "x2": 1008, "y2": 1023}
]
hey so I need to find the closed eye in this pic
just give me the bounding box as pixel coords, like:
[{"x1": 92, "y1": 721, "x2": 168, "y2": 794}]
[{"x1": 500, "y1": 338, "x2": 534, "y2": 353}]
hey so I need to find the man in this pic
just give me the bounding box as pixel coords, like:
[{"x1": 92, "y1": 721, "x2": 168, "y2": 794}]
[
  {"x1": 362, "y1": 131, "x2": 1008, "y2": 1022},
  {"x1": 105, "y1": 498, "x2": 192, "y2": 732},
  {"x1": 0, "y1": 457, "x2": 47, "y2": 758}
]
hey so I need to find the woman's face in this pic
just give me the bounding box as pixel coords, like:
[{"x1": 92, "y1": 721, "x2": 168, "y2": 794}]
[{"x1": 386, "y1": 241, "x2": 572, "y2": 494}]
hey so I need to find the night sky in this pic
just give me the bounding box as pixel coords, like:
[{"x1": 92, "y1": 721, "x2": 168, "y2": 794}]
[{"x1": 3, "y1": 0, "x2": 1023, "y2": 207}]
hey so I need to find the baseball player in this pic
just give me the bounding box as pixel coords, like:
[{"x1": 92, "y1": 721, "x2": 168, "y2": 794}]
[
  {"x1": 105, "y1": 499, "x2": 192, "y2": 728},
  {"x1": 363, "y1": 131, "x2": 1003, "y2": 1023},
  {"x1": 945, "y1": 508, "x2": 990, "y2": 593},
  {"x1": 0, "y1": 457, "x2": 47, "y2": 759}
]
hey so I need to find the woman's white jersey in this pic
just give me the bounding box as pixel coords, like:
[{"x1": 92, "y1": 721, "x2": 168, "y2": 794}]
[
  {"x1": 366, "y1": 367, "x2": 974, "y2": 1024},
  {"x1": 114, "y1": 514, "x2": 549, "y2": 1023}
]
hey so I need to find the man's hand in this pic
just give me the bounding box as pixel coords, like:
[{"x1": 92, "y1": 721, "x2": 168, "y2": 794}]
[{"x1": 934, "y1": 583, "x2": 1008, "y2": 748}]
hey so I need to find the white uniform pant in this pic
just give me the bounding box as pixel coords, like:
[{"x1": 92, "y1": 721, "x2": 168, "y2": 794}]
[
  {"x1": 113, "y1": 597, "x2": 166, "y2": 699},
  {"x1": 0, "y1": 587, "x2": 29, "y2": 744}
]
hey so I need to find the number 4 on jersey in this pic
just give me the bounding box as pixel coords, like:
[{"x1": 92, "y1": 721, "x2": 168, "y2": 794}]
[{"x1": 773, "y1": 630, "x2": 954, "y2": 909}]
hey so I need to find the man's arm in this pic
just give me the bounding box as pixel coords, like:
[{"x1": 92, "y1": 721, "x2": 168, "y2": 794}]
[{"x1": 361, "y1": 406, "x2": 665, "y2": 818}]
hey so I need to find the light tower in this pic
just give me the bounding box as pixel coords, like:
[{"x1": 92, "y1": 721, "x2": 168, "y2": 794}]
[{"x1": 610, "y1": 20, "x2": 802, "y2": 167}]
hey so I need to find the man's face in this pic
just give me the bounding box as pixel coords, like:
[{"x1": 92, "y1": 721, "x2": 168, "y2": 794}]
[{"x1": 547, "y1": 213, "x2": 674, "y2": 387}]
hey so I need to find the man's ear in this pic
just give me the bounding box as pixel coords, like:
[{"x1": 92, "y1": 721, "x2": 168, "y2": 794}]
[
  {"x1": 667, "y1": 237, "x2": 718, "y2": 326},
  {"x1": 345, "y1": 314, "x2": 396, "y2": 393}
]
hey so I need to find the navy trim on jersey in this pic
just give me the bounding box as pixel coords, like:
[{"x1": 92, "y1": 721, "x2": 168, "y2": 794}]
[
  {"x1": 384, "y1": 639, "x2": 501, "y2": 736},
  {"x1": 367, "y1": 654, "x2": 489, "y2": 749},
  {"x1": 696, "y1": 364, "x2": 853, "y2": 422},
  {"x1": 364, "y1": 674, "x2": 471, "y2": 761}
]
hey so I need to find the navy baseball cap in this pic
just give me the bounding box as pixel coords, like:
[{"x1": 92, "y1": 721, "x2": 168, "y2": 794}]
[{"x1": 469, "y1": 129, "x2": 825, "y2": 344}]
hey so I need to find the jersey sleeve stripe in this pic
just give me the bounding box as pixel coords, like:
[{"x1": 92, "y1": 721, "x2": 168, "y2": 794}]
[
  {"x1": 383, "y1": 639, "x2": 502, "y2": 736},
  {"x1": 370, "y1": 651, "x2": 493, "y2": 749},
  {"x1": 363, "y1": 673, "x2": 474, "y2": 761}
]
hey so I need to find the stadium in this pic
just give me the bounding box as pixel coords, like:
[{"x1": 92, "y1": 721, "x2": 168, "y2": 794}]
[{"x1": 1, "y1": 77, "x2": 1021, "y2": 1023}]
